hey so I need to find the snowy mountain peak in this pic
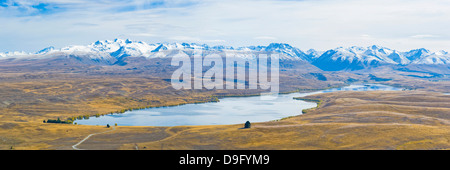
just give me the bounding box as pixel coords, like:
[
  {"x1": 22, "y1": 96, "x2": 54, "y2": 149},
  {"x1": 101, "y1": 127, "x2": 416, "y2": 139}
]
[
  {"x1": 0, "y1": 39, "x2": 449, "y2": 70},
  {"x1": 93, "y1": 40, "x2": 103, "y2": 46},
  {"x1": 114, "y1": 38, "x2": 123, "y2": 43},
  {"x1": 369, "y1": 45, "x2": 383, "y2": 50},
  {"x1": 125, "y1": 39, "x2": 133, "y2": 44},
  {"x1": 266, "y1": 43, "x2": 293, "y2": 50},
  {"x1": 435, "y1": 50, "x2": 448, "y2": 55},
  {"x1": 414, "y1": 48, "x2": 430, "y2": 53},
  {"x1": 36, "y1": 46, "x2": 55, "y2": 54},
  {"x1": 413, "y1": 50, "x2": 450, "y2": 64}
]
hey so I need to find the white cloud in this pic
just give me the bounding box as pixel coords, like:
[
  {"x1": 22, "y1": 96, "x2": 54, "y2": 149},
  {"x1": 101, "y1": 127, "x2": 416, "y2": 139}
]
[
  {"x1": 168, "y1": 36, "x2": 225, "y2": 43},
  {"x1": 2, "y1": 0, "x2": 450, "y2": 52},
  {"x1": 410, "y1": 34, "x2": 439, "y2": 39},
  {"x1": 254, "y1": 36, "x2": 277, "y2": 40},
  {"x1": 169, "y1": 36, "x2": 201, "y2": 41},
  {"x1": 129, "y1": 33, "x2": 157, "y2": 37},
  {"x1": 203, "y1": 39, "x2": 226, "y2": 43}
]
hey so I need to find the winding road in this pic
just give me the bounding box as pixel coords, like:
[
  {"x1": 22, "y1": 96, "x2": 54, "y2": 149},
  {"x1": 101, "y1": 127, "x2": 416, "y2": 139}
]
[{"x1": 72, "y1": 127, "x2": 116, "y2": 150}]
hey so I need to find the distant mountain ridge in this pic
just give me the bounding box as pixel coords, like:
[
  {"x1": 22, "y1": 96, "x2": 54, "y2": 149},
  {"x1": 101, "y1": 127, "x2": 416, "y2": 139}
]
[
  {"x1": 0, "y1": 39, "x2": 449, "y2": 71},
  {"x1": 312, "y1": 45, "x2": 450, "y2": 71}
]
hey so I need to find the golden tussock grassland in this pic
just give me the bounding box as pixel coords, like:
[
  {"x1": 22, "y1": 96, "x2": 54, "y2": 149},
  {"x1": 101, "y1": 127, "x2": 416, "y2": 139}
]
[{"x1": 0, "y1": 63, "x2": 449, "y2": 150}]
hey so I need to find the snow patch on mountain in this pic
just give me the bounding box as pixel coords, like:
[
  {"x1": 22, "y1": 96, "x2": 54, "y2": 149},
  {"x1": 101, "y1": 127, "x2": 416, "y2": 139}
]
[
  {"x1": 0, "y1": 39, "x2": 449, "y2": 70},
  {"x1": 413, "y1": 50, "x2": 450, "y2": 64}
]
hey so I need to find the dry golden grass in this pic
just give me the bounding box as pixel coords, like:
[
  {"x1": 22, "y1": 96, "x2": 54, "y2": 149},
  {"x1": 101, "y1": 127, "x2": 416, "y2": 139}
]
[
  {"x1": 0, "y1": 121, "x2": 107, "y2": 150},
  {"x1": 0, "y1": 63, "x2": 449, "y2": 150},
  {"x1": 0, "y1": 74, "x2": 219, "y2": 149},
  {"x1": 56, "y1": 91, "x2": 450, "y2": 150},
  {"x1": 1, "y1": 85, "x2": 449, "y2": 150}
]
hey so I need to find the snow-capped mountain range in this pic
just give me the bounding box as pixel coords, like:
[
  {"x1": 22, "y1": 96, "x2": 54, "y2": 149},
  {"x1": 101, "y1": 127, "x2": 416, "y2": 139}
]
[
  {"x1": 0, "y1": 39, "x2": 449, "y2": 71},
  {"x1": 311, "y1": 45, "x2": 448, "y2": 70}
]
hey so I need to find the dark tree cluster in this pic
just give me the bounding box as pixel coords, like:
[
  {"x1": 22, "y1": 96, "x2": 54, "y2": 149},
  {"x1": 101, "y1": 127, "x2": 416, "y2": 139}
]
[{"x1": 44, "y1": 117, "x2": 73, "y2": 124}]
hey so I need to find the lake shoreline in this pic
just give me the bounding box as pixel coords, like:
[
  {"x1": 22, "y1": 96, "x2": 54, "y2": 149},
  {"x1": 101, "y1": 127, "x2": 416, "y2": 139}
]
[
  {"x1": 67, "y1": 85, "x2": 348, "y2": 125},
  {"x1": 73, "y1": 83, "x2": 404, "y2": 127}
]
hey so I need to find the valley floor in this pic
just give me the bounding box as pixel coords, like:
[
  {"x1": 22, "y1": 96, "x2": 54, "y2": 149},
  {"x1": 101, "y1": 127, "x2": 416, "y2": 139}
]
[
  {"x1": 0, "y1": 64, "x2": 449, "y2": 150},
  {"x1": 2, "y1": 90, "x2": 448, "y2": 150},
  {"x1": 83, "y1": 91, "x2": 450, "y2": 150}
]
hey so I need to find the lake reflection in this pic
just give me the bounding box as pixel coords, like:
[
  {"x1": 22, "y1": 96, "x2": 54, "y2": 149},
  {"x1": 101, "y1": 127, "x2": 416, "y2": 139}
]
[{"x1": 74, "y1": 84, "x2": 402, "y2": 126}]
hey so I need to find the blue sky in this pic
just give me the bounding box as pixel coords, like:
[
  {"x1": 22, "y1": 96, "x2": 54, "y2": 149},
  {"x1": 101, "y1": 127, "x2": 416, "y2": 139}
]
[{"x1": 1, "y1": 0, "x2": 450, "y2": 52}]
